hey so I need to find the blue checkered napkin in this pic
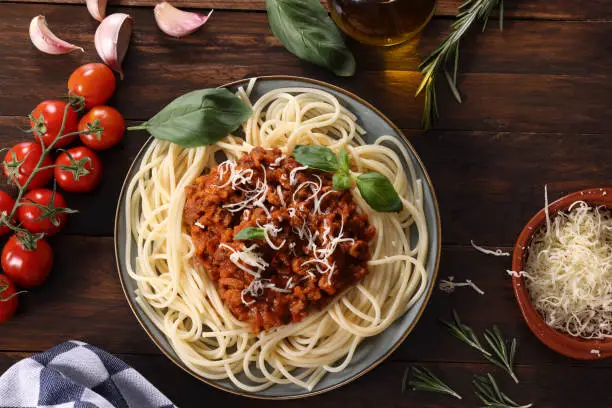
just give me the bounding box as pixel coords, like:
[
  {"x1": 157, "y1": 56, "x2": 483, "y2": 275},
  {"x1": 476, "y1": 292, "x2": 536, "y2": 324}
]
[{"x1": 0, "y1": 340, "x2": 176, "y2": 408}]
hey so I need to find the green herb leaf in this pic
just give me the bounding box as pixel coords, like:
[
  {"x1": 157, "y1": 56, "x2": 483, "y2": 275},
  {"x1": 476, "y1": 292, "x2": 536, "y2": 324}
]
[
  {"x1": 338, "y1": 147, "x2": 350, "y2": 172},
  {"x1": 333, "y1": 171, "x2": 351, "y2": 190},
  {"x1": 130, "y1": 88, "x2": 252, "y2": 148},
  {"x1": 293, "y1": 145, "x2": 339, "y2": 172},
  {"x1": 356, "y1": 172, "x2": 402, "y2": 212},
  {"x1": 235, "y1": 227, "x2": 265, "y2": 240},
  {"x1": 266, "y1": 0, "x2": 356, "y2": 77}
]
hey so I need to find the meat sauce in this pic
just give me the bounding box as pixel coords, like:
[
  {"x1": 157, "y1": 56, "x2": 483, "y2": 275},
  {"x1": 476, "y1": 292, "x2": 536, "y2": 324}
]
[{"x1": 184, "y1": 147, "x2": 375, "y2": 332}]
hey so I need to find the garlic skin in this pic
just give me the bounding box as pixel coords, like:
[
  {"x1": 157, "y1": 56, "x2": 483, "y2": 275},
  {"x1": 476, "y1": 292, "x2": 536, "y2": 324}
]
[
  {"x1": 86, "y1": 0, "x2": 108, "y2": 21},
  {"x1": 154, "y1": 2, "x2": 213, "y2": 38},
  {"x1": 95, "y1": 13, "x2": 133, "y2": 79},
  {"x1": 29, "y1": 15, "x2": 84, "y2": 55}
]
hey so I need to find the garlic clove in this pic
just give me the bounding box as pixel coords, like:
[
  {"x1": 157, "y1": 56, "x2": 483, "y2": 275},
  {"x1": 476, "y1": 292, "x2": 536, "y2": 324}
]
[
  {"x1": 154, "y1": 2, "x2": 213, "y2": 38},
  {"x1": 86, "y1": 0, "x2": 108, "y2": 21},
  {"x1": 29, "y1": 15, "x2": 84, "y2": 55},
  {"x1": 95, "y1": 13, "x2": 133, "y2": 79}
]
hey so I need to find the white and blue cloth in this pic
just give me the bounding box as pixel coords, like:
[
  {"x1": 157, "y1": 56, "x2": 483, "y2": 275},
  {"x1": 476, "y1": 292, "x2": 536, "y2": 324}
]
[{"x1": 0, "y1": 340, "x2": 176, "y2": 408}]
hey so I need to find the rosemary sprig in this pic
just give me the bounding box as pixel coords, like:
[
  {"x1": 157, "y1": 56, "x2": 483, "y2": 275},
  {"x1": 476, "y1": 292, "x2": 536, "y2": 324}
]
[
  {"x1": 417, "y1": 0, "x2": 504, "y2": 129},
  {"x1": 441, "y1": 311, "x2": 519, "y2": 383},
  {"x1": 440, "y1": 310, "x2": 491, "y2": 357},
  {"x1": 483, "y1": 326, "x2": 519, "y2": 384},
  {"x1": 473, "y1": 374, "x2": 533, "y2": 408},
  {"x1": 403, "y1": 366, "x2": 462, "y2": 400}
]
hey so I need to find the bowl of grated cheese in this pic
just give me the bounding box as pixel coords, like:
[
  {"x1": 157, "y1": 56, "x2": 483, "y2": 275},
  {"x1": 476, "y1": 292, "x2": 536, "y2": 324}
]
[{"x1": 512, "y1": 187, "x2": 612, "y2": 360}]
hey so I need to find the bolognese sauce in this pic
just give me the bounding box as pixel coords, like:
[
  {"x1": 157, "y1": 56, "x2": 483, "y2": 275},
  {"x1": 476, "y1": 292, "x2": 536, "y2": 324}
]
[{"x1": 184, "y1": 147, "x2": 375, "y2": 332}]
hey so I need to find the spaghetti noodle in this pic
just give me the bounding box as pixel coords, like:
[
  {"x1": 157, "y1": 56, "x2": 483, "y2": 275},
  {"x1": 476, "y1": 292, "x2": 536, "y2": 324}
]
[{"x1": 124, "y1": 81, "x2": 429, "y2": 392}]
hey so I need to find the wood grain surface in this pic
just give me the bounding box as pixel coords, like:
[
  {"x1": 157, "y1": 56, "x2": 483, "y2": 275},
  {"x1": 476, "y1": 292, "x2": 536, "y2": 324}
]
[{"x1": 0, "y1": 0, "x2": 610, "y2": 406}]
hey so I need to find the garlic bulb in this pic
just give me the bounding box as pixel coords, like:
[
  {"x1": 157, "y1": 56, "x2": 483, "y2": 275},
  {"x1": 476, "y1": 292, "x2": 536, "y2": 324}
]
[
  {"x1": 86, "y1": 0, "x2": 108, "y2": 21},
  {"x1": 154, "y1": 2, "x2": 212, "y2": 38},
  {"x1": 94, "y1": 13, "x2": 133, "y2": 79},
  {"x1": 29, "y1": 15, "x2": 84, "y2": 55}
]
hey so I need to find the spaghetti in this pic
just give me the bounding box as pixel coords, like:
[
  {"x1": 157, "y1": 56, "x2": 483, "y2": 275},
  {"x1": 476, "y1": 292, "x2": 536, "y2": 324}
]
[{"x1": 124, "y1": 81, "x2": 429, "y2": 392}]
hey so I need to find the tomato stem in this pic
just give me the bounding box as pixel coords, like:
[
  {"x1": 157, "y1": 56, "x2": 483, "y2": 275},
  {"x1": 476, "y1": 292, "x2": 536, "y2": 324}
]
[{"x1": 0, "y1": 98, "x2": 106, "y2": 243}]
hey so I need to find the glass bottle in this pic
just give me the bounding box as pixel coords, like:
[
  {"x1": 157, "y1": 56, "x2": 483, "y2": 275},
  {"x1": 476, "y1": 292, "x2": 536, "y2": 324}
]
[{"x1": 329, "y1": 0, "x2": 436, "y2": 47}]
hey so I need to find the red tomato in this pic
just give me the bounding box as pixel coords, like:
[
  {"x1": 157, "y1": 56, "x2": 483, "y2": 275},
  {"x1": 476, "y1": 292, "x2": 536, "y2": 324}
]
[
  {"x1": 17, "y1": 189, "x2": 68, "y2": 236},
  {"x1": 3, "y1": 142, "x2": 53, "y2": 190},
  {"x1": 30, "y1": 100, "x2": 78, "y2": 148},
  {"x1": 0, "y1": 274, "x2": 18, "y2": 322},
  {"x1": 68, "y1": 63, "x2": 116, "y2": 110},
  {"x1": 0, "y1": 191, "x2": 15, "y2": 236},
  {"x1": 79, "y1": 106, "x2": 125, "y2": 150},
  {"x1": 1, "y1": 235, "x2": 53, "y2": 289},
  {"x1": 54, "y1": 147, "x2": 103, "y2": 193}
]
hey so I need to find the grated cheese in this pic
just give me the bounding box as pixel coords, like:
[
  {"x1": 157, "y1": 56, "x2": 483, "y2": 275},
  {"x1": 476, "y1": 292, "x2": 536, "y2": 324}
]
[
  {"x1": 470, "y1": 240, "x2": 510, "y2": 257},
  {"x1": 270, "y1": 154, "x2": 286, "y2": 167},
  {"x1": 439, "y1": 276, "x2": 485, "y2": 295},
  {"x1": 506, "y1": 270, "x2": 533, "y2": 279},
  {"x1": 289, "y1": 166, "x2": 308, "y2": 186},
  {"x1": 524, "y1": 200, "x2": 612, "y2": 339},
  {"x1": 276, "y1": 185, "x2": 286, "y2": 207}
]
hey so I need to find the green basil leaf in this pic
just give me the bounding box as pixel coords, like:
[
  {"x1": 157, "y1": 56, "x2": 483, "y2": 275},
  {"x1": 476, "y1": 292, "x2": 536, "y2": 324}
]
[
  {"x1": 132, "y1": 88, "x2": 252, "y2": 148},
  {"x1": 333, "y1": 171, "x2": 351, "y2": 190},
  {"x1": 339, "y1": 147, "x2": 350, "y2": 172},
  {"x1": 266, "y1": 0, "x2": 356, "y2": 77},
  {"x1": 356, "y1": 172, "x2": 403, "y2": 212},
  {"x1": 234, "y1": 227, "x2": 265, "y2": 240},
  {"x1": 293, "y1": 145, "x2": 339, "y2": 172}
]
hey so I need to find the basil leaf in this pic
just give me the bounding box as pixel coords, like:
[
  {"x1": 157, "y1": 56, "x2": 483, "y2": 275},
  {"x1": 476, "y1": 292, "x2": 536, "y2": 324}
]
[
  {"x1": 235, "y1": 227, "x2": 265, "y2": 240},
  {"x1": 266, "y1": 0, "x2": 356, "y2": 77},
  {"x1": 333, "y1": 171, "x2": 351, "y2": 190},
  {"x1": 339, "y1": 147, "x2": 350, "y2": 172},
  {"x1": 293, "y1": 145, "x2": 339, "y2": 172},
  {"x1": 132, "y1": 88, "x2": 252, "y2": 148},
  {"x1": 356, "y1": 172, "x2": 403, "y2": 212}
]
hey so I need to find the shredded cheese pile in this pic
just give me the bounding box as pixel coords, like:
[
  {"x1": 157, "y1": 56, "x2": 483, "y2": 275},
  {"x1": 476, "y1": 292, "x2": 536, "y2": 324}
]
[{"x1": 525, "y1": 201, "x2": 612, "y2": 339}]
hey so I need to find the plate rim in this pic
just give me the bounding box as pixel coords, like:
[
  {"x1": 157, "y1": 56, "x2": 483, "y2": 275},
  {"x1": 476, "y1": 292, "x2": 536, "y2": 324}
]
[{"x1": 113, "y1": 75, "x2": 442, "y2": 400}]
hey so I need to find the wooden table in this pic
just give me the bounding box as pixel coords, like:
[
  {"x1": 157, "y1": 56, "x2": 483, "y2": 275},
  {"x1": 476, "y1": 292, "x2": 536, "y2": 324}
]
[{"x1": 1, "y1": 0, "x2": 611, "y2": 406}]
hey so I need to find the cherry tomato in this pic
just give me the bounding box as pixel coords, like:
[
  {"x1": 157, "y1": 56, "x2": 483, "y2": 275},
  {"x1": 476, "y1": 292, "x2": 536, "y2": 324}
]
[
  {"x1": 17, "y1": 189, "x2": 68, "y2": 236},
  {"x1": 0, "y1": 274, "x2": 18, "y2": 322},
  {"x1": 2, "y1": 235, "x2": 53, "y2": 289},
  {"x1": 30, "y1": 100, "x2": 78, "y2": 148},
  {"x1": 3, "y1": 142, "x2": 53, "y2": 190},
  {"x1": 54, "y1": 147, "x2": 103, "y2": 193},
  {"x1": 0, "y1": 192, "x2": 15, "y2": 236},
  {"x1": 79, "y1": 106, "x2": 125, "y2": 150},
  {"x1": 68, "y1": 63, "x2": 116, "y2": 110}
]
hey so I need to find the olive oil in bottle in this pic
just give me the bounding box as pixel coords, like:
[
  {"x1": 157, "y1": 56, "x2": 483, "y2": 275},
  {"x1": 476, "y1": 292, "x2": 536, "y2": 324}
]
[{"x1": 329, "y1": 0, "x2": 435, "y2": 46}]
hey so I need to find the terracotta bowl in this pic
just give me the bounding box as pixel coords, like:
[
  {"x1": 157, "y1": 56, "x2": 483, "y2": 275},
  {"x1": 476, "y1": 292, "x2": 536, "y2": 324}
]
[{"x1": 512, "y1": 187, "x2": 612, "y2": 359}]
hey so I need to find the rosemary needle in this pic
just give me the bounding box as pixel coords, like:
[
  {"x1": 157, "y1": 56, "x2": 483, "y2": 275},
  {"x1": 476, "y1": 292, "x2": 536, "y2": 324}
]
[
  {"x1": 404, "y1": 366, "x2": 462, "y2": 400},
  {"x1": 417, "y1": 0, "x2": 504, "y2": 129},
  {"x1": 441, "y1": 311, "x2": 520, "y2": 383},
  {"x1": 473, "y1": 373, "x2": 533, "y2": 408},
  {"x1": 483, "y1": 326, "x2": 519, "y2": 384},
  {"x1": 440, "y1": 310, "x2": 492, "y2": 357}
]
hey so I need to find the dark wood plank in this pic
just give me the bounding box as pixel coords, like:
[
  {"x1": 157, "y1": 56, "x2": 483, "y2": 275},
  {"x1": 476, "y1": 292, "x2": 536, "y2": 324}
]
[
  {"x1": 1, "y1": 235, "x2": 610, "y2": 371},
  {"x1": 411, "y1": 131, "x2": 612, "y2": 246},
  {"x1": 1, "y1": 4, "x2": 612, "y2": 133},
  {"x1": 0, "y1": 351, "x2": 610, "y2": 407},
  {"x1": 4, "y1": 0, "x2": 612, "y2": 20},
  {"x1": 1, "y1": 118, "x2": 609, "y2": 244},
  {"x1": 0, "y1": 235, "x2": 158, "y2": 354}
]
